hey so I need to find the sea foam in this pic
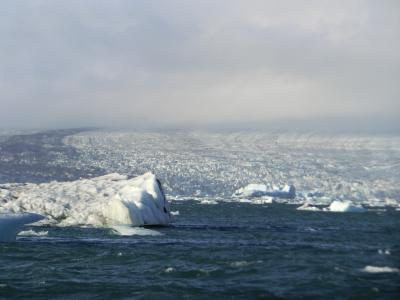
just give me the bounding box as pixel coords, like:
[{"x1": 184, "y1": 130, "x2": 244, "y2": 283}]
[
  {"x1": 110, "y1": 225, "x2": 162, "y2": 236},
  {"x1": 362, "y1": 266, "x2": 399, "y2": 273}
]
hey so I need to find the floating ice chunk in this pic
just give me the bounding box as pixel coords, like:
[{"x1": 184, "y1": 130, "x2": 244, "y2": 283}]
[
  {"x1": 199, "y1": 199, "x2": 218, "y2": 205},
  {"x1": 0, "y1": 213, "x2": 44, "y2": 242},
  {"x1": 170, "y1": 210, "x2": 180, "y2": 216},
  {"x1": 233, "y1": 184, "x2": 295, "y2": 199},
  {"x1": 297, "y1": 203, "x2": 321, "y2": 211},
  {"x1": 110, "y1": 225, "x2": 162, "y2": 236},
  {"x1": 362, "y1": 266, "x2": 399, "y2": 273},
  {"x1": 325, "y1": 200, "x2": 365, "y2": 212},
  {"x1": 233, "y1": 184, "x2": 267, "y2": 198}
]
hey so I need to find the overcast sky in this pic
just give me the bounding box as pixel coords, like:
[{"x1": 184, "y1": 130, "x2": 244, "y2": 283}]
[{"x1": 0, "y1": 0, "x2": 399, "y2": 131}]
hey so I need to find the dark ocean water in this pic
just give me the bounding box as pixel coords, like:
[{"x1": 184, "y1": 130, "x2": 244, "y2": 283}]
[{"x1": 1, "y1": 202, "x2": 399, "y2": 299}]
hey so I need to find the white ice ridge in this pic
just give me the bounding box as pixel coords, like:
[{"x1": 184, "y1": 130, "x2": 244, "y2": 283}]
[
  {"x1": 233, "y1": 183, "x2": 296, "y2": 199},
  {"x1": 0, "y1": 172, "x2": 172, "y2": 227},
  {"x1": 0, "y1": 213, "x2": 44, "y2": 242}
]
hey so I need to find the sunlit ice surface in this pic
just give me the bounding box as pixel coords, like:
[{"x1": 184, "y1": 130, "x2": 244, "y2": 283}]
[{"x1": 64, "y1": 130, "x2": 400, "y2": 207}]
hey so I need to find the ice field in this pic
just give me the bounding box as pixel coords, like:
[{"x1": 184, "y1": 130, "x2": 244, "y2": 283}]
[{"x1": 63, "y1": 130, "x2": 400, "y2": 207}]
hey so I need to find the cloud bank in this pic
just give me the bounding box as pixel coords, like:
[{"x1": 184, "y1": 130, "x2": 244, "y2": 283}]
[{"x1": 0, "y1": 0, "x2": 399, "y2": 131}]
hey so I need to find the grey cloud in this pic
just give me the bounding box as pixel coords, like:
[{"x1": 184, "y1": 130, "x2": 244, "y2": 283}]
[{"x1": 0, "y1": 0, "x2": 399, "y2": 131}]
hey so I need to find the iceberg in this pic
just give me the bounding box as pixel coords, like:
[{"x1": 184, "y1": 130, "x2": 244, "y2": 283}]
[
  {"x1": 0, "y1": 213, "x2": 44, "y2": 242},
  {"x1": 325, "y1": 200, "x2": 365, "y2": 212},
  {"x1": 233, "y1": 184, "x2": 267, "y2": 198},
  {"x1": 0, "y1": 172, "x2": 172, "y2": 228},
  {"x1": 233, "y1": 183, "x2": 296, "y2": 199}
]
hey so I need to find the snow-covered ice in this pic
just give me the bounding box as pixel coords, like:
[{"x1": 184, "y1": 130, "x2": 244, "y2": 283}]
[{"x1": 0, "y1": 172, "x2": 171, "y2": 228}]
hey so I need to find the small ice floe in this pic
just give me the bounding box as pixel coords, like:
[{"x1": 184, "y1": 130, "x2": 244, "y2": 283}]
[
  {"x1": 199, "y1": 199, "x2": 218, "y2": 205},
  {"x1": 170, "y1": 210, "x2": 180, "y2": 216},
  {"x1": 361, "y1": 266, "x2": 399, "y2": 274},
  {"x1": 17, "y1": 229, "x2": 48, "y2": 237},
  {"x1": 297, "y1": 203, "x2": 321, "y2": 211},
  {"x1": 110, "y1": 225, "x2": 163, "y2": 236},
  {"x1": 324, "y1": 200, "x2": 365, "y2": 212},
  {"x1": 233, "y1": 183, "x2": 295, "y2": 199},
  {"x1": 0, "y1": 213, "x2": 44, "y2": 242}
]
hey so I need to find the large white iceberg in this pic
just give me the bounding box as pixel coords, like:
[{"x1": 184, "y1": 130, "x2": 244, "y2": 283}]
[
  {"x1": 0, "y1": 213, "x2": 44, "y2": 242},
  {"x1": 0, "y1": 172, "x2": 172, "y2": 228},
  {"x1": 233, "y1": 183, "x2": 296, "y2": 199}
]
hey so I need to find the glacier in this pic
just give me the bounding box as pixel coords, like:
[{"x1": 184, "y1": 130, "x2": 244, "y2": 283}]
[{"x1": 62, "y1": 130, "x2": 400, "y2": 207}]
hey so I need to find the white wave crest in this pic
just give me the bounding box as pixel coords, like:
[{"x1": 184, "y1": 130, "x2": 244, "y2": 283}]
[
  {"x1": 362, "y1": 266, "x2": 399, "y2": 273},
  {"x1": 110, "y1": 225, "x2": 162, "y2": 236},
  {"x1": 18, "y1": 229, "x2": 48, "y2": 237}
]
